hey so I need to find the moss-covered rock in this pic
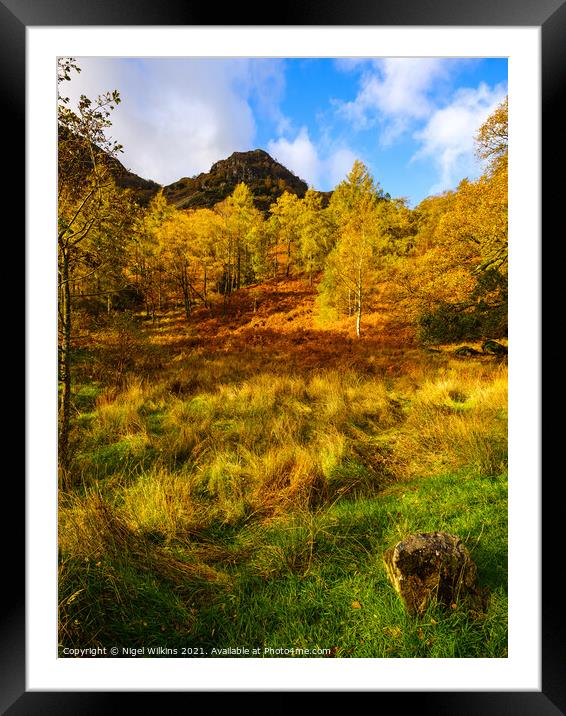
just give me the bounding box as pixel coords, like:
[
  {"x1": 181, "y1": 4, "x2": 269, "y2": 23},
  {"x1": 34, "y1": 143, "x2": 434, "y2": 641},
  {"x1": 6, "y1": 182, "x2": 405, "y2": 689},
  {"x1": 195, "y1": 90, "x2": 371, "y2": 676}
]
[
  {"x1": 454, "y1": 346, "x2": 481, "y2": 356},
  {"x1": 482, "y1": 339, "x2": 507, "y2": 355},
  {"x1": 383, "y1": 532, "x2": 484, "y2": 616}
]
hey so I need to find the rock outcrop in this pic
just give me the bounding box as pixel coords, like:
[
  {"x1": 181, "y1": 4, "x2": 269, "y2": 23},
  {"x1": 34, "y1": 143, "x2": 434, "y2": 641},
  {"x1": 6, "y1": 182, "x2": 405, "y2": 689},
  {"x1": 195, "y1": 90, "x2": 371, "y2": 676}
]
[
  {"x1": 454, "y1": 346, "x2": 481, "y2": 356},
  {"x1": 162, "y1": 149, "x2": 310, "y2": 212},
  {"x1": 482, "y1": 339, "x2": 508, "y2": 355}
]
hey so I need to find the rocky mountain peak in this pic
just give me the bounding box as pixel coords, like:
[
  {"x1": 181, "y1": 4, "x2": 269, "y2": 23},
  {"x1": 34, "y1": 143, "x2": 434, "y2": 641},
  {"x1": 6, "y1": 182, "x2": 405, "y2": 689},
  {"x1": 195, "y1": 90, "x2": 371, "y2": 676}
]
[{"x1": 163, "y1": 149, "x2": 309, "y2": 212}]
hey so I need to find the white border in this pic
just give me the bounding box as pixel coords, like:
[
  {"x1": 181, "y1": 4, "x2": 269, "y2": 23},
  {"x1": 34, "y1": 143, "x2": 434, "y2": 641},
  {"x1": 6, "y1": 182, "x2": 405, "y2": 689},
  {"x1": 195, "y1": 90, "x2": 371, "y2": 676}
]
[{"x1": 27, "y1": 26, "x2": 540, "y2": 691}]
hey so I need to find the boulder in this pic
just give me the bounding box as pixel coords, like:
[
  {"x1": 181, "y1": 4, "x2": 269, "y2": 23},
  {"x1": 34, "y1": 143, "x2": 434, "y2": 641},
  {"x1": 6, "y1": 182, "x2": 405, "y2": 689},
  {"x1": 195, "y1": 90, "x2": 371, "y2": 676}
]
[
  {"x1": 482, "y1": 339, "x2": 507, "y2": 355},
  {"x1": 454, "y1": 346, "x2": 481, "y2": 356},
  {"x1": 383, "y1": 532, "x2": 484, "y2": 616}
]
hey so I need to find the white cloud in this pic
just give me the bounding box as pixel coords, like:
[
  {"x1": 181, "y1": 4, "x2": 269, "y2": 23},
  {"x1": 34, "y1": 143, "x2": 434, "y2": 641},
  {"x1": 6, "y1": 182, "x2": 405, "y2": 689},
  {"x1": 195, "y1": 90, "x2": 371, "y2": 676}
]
[
  {"x1": 64, "y1": 57, "x2": 288, "y2": 185},
  {"x1": 268, "y1": 127, "x2": 321, "y2": 186},
  {"x1": 338, "y1": 58, "x2": 451, "y2": 143},
  {"x1": 412, "y1": 82, "x2": 508, "y2": 193},
  {"x1": 267, "y1": 127, "x2": 358, "y2": 190},
  {"x1": 247, "y1": 59, "x2": 292, "y2": 136},
  {"x1": 326, "y1": 147, "x2": 359, "y2": 188}
]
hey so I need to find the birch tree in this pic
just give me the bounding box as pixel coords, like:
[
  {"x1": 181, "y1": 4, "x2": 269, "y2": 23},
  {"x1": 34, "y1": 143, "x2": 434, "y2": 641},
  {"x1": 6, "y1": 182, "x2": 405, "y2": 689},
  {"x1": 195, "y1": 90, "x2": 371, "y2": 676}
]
[
  {"x1": 321, "y1": 161, "x2": 383, "y2": 336},
  {"x1": 58, "y1": 58, "x2": 129, "y2": 469}
]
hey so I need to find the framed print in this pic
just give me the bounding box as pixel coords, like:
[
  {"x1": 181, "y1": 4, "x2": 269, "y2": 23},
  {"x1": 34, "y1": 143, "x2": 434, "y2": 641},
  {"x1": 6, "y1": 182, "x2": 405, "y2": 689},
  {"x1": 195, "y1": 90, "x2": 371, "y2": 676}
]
[{"x1": 11, "y1": 0, "x2": 556, "y2": 711}]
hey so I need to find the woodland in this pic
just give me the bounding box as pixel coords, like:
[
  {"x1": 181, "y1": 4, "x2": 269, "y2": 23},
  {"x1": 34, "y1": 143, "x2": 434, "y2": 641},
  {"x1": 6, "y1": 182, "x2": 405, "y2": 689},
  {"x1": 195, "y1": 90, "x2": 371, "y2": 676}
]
[{"x1": 58, "y1": 58, "x2": 508, "y2": 658}]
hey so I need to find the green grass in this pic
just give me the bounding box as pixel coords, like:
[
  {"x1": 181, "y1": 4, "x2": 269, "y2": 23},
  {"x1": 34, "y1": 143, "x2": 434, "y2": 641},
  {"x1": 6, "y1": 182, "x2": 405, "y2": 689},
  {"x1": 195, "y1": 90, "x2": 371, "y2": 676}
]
[
  {"x1": 60, "y1": 323, "x2": 507, "y2": 658},
  {"x1": 186, "y1": 470, "x2": 507, "y2": 658},
  {"x1": 59, "y1": 470, "x2": 507, "y2": 658}
]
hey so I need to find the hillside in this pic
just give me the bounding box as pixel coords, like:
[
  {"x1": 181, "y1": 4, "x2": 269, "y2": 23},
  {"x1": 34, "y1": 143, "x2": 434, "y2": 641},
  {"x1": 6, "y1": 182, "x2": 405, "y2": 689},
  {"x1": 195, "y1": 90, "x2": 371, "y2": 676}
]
[
  {"x1": 61, "y1": 275, "x2": 508, "y2": 659},
  {"x1": 109, "y1": 156, "x2": 161, "y2": 205},
  {"x1": 74, "y1": 141, "x2": 328, "y2": 212},
  {"x1": 58, "y1": 123, "x2": 161, "y2": 207},
  {"x1": 162, "y1": 149, "x2": 309, "y2": 212}
]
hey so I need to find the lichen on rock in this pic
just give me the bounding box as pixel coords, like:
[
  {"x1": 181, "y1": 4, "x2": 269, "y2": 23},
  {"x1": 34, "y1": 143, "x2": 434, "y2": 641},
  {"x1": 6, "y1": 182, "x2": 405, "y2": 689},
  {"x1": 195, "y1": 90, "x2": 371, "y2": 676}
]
[{"x1": 383, "y1": 531, "x2": 485, "y2": 616}]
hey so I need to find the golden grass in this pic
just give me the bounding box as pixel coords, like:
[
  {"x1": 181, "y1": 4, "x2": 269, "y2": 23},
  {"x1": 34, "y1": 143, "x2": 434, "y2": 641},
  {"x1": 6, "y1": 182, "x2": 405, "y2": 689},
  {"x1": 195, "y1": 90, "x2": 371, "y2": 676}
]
[
  {"x1": 59, "y1": 490, "x2": 228, "y2": 584},
  {"x1": 393, "y1": 362, "x2": 507, "y2": 478},
  {"x1": 67, "y1": 276, "x2": 507, "y2": 535},
  {"x1": 61, "y1": 276, "x2": 508, "y2": 657},
  {"x1": 68, "y1": 344, "x2": 506, "y2": 532}
]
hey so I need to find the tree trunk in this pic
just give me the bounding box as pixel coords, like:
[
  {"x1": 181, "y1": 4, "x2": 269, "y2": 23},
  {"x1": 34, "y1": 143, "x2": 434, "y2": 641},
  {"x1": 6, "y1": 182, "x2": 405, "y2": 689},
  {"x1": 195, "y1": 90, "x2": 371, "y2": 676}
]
[
  {"x1": 59, "y1": 249, "x2": 72, "y2": 471},
  {"x1": 182, "y1": 263, "x2": 191, "y2": 321},
  {"x1": 203, "y1": 264, "x2": 208, "y2": 308},
  {"x1": 356, "y1": 259, "x2": 363, "y2": 337},
  {"x1": 236, "y1": 242, "x2": 241, "y2": 290},
  {"x1": 272, "y1": 236, "x2": 278, "y2": 279}
]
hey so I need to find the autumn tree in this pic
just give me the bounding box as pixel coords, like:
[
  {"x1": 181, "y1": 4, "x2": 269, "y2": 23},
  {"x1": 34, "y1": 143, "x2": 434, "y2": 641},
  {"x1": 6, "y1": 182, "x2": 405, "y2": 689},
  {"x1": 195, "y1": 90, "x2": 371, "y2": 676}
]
[
  {"x1": 320, "y1": 161, "x2": 384, "y2": 337},
  {"x1": 391, "y1": 98, "x2": 508, "y2": 344},
  {"x1": 297, "y1": 189, "x2": 334, "y2": 285},
  {"x1": 435, "y1": 98, "x2": 508, "y2": 340},
  {"x1": 154, "y1": 212, "x2": 195, "y2": 320},
  {"x1": 216, "y1": 183, "x2": 264, "y2": 300},
  {"x1": 186, "y1": 208, "x2": 224, "y2": 309},
  {"x1": 130, "y1": 190, "x2": 174, "y2": 320},
  {"x1": 58, "y1": 58, "x2": 131, "y2": 469},
  {"x1": 269, "y1": 191, "x2": 303, "y2": 278},
  {"x1": 379, "y1": 197, "x2": 417, "y2": 258},
  {"x1": 155, "y1": 208, "x2": 222, "y2": 320},
  {"x1": 391, "y1": 189, "x2": 479, "y2": 336},
  {"x1": 475, "y1": 95, "x2": 508, "y2": 173}
]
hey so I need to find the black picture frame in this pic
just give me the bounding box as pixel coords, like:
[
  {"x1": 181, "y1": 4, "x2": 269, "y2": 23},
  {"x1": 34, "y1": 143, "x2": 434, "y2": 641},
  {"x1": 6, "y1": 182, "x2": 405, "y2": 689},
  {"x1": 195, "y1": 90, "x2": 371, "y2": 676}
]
[{"x1": 12, "y1": 0, "x2": 554, "y2": 711}]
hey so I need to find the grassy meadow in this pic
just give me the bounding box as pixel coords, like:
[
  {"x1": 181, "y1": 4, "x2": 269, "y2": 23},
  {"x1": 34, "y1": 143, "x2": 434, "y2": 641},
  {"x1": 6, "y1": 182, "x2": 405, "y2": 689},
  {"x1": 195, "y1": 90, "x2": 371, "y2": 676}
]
[{"x1": 59, "y1": 278, "x2": 508, "y2": 658}]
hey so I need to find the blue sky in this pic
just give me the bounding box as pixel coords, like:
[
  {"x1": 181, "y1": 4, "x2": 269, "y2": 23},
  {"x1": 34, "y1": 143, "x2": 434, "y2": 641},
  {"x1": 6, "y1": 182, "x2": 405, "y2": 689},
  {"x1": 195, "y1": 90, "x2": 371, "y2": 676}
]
[{"x1": 68, "y1": 57, "x2": 507, "y2": 207}]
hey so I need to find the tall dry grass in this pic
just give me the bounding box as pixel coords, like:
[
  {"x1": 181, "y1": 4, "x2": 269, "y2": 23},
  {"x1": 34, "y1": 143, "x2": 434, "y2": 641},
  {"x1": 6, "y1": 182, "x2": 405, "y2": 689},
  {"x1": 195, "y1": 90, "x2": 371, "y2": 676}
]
[
  {"x1": 393, "y1": 361, "x2": 507, "y2": 477},
  {"x1": 66, "y1": 351, "x2": 506, "y2": 534},
  {"x1": 61, "y1": 291, "x2": 507, "y2": 656}
]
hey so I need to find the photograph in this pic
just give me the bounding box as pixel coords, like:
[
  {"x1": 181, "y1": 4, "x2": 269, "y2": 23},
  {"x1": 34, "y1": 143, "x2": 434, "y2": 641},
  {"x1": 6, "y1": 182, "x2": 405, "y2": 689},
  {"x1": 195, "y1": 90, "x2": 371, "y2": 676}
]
[{"x1": 57, "y1": 55, "x2": 509, "y2": 660}]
